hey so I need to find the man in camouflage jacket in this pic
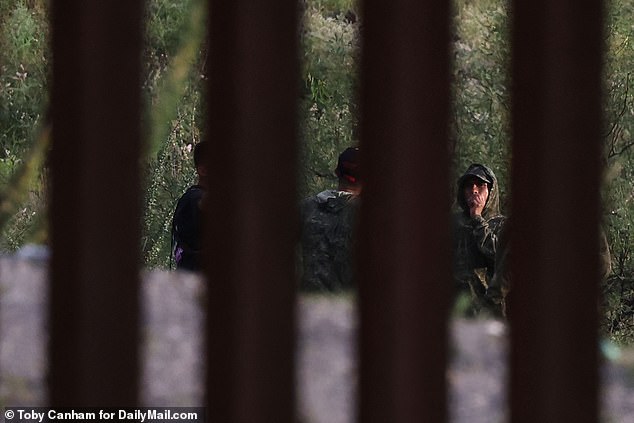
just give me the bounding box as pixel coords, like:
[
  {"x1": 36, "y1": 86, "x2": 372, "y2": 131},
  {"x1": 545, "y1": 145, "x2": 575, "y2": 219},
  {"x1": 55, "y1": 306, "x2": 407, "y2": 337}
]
[
  {"x1": 452, "y1": 163, "x2": 506, "y2": 314},
  {"x1": 299, "y1": 147, "x2": 361, "y2": 292}
]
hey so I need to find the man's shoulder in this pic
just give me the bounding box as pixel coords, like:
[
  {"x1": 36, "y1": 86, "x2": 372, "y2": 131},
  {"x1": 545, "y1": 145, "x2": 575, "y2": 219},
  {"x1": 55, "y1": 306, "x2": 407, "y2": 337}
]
[
  {"x1": 301, "y1": 190, "x2": 334, "y2": 209},
  {"x1": 487, "y1": 214, "x2": 507, "y2": 227},
  {"x1": 299, "y1": 192, "x2": 320, "y2": 215},
  {"x1": 451, "y1": 210, "x2": 470, "y2": 226},
  {"x1": 304, "y1": 190, "x2": 357, "y2": 210},
  {"x1": 173, "y1": 186, "x2": 204, "y2": 220},
  {"x1": 177, "y1": 185, "x2": 204, "y2": 202},
  {"x1": 185, "y1": 184, "x2": 205, "y2": 196}
]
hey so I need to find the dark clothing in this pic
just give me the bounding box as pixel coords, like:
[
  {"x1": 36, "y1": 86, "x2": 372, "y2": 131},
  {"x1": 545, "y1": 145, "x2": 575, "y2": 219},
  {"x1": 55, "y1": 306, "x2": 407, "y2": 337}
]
[
  {"x1": 484, "y1": 222, "x2": 510, "y2": 315},
  {"x1": 487, "y1": 220, "x2": 613, "y2": 317},
  {"x1": 299, "y1": 189, "x2": 359, "y2": 292},
  {"x1": 452, "y1": 164, "x2": 506, "y2": 314},
  {"x1": 171, "y1": 185, "x2": 204, "y2": 271}
]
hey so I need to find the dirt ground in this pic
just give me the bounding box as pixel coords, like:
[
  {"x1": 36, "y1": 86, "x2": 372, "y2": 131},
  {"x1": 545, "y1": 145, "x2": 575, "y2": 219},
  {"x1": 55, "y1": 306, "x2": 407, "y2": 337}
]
[{"x1": 1, "y1": 257, "x2": 633, "y2": 422}]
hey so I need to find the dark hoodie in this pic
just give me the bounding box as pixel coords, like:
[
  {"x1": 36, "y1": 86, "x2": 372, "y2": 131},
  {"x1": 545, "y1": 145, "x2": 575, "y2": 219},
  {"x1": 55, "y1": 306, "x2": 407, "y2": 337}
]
[{"x1": 452, "y1": 164, "x2": 506, "y2": 312}]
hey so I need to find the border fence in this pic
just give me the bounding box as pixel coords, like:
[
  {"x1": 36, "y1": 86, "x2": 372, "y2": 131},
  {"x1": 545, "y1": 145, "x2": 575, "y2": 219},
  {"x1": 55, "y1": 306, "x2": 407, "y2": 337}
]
[{"x1": 49, "y1": 0, "x2": 604, "y2": 421}]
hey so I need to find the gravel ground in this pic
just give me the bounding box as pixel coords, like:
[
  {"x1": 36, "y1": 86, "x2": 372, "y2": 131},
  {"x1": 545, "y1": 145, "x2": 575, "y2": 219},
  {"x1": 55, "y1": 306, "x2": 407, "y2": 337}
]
[{"x1": 1, "y1": 257, "x2": 634, "y2": 422}]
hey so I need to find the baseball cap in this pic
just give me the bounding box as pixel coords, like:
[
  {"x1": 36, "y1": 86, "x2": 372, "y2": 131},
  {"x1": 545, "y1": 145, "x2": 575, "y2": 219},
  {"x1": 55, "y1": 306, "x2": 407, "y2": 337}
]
[
  {"x1": 461, "y1": 163, "x2": 493, "y2": 186},
  {"x1": 335, "y1": 147, "x2": 360, "y2": 184}
]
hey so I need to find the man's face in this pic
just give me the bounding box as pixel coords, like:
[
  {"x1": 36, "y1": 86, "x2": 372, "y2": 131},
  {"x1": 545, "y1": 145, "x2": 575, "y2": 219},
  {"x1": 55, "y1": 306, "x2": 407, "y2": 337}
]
[{"x1": 463, "y1": 177, "x2": 489, "y2": 210}]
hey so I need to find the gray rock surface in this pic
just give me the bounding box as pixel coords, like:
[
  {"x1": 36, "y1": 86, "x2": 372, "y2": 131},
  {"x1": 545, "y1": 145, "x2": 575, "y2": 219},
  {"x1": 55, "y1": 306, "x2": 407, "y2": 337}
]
[{"x1": 1, "y1": 257, "x2": 634, "y2": 422}]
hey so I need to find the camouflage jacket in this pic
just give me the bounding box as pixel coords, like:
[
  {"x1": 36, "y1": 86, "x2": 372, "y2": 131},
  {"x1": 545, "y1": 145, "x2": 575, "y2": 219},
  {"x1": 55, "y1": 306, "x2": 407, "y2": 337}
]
[
  {"x1": 299, "y1": 189, "x2": 359, "y2": 292},
  {"x1": 452, "y1": 165, "x2": 506, "y2": 308}
]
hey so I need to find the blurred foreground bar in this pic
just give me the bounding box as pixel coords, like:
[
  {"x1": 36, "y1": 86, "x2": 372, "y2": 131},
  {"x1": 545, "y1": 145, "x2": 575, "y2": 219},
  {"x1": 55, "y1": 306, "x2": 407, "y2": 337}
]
[
  {"x1": 49, "y1": 0, "x2": 142, "y2": 405},
  {"x1": 204, "y1": 1, "x2": 299, "y2": 421},
  {"x1": 510, "y1": 0, "x2": 604, "y2": 421},
  {"x1": 358, "y1": 0, "x2": 453, "y2": 421}
]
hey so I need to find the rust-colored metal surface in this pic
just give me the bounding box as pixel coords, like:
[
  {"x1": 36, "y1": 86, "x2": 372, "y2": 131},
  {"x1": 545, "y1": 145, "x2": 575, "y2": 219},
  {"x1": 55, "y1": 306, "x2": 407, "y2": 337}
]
[
  {"x1": 49, "y1": 0, "x2": 143, "y2": 406},
  {"x1": 203, "y1": 1, "x2": 299, "y2": 421},
  {"x1": 509, "y1": 0, "x2": 604, "y2": 421},
  {"x1": 358, "y1": 0, "x2": 453, "y2": 421}
]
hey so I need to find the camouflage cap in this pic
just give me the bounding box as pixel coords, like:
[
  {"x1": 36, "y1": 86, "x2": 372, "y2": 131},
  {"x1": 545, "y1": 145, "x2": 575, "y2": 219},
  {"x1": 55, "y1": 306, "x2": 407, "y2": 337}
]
[{"x1": 460, "y1": 163, "x2": 494, "y2": 186}]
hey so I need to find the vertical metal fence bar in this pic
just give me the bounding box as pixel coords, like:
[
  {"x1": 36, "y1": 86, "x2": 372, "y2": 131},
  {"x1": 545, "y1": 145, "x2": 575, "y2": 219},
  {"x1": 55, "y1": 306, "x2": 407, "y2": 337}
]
[
  {"x1": 510, "y1": 0, "x2": 604, "y2": 421},
  {"x1": 204, "y1": 1, "x2": 298, "y2": 421},
  {"x1": 358, "y1": 0, "x2": 452, "y2": 421},
  {"x1": 50, "y1": 0, "x2": 143, "y2": 405}
]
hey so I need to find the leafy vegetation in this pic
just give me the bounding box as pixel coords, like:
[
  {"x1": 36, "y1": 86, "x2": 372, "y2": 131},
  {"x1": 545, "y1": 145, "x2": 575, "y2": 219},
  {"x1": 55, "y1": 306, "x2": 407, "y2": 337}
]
[
  {"x1": 1, "y1": 0, "x2": 634, "y2": 342},
  {"x1": 602, "y1": 0, "x2": 634, "y2": 344},
  {"x1": 451, "y1": 0, "x2": 510, "y2": 205},
  {"x1": 0, "y1": 0, "x2": 48, "y2": 251},
  {"x1": 299, "y1": 1, "x2": 360, "y2": 197}
]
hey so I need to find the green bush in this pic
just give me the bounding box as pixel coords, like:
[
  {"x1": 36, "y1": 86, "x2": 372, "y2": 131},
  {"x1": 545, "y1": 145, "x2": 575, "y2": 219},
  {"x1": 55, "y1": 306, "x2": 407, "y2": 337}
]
[
  {"x1": 601, "y1": 0, "x2": 634, "y2": 343},
  {"x1": 299, "y1": 4, "x2": 360, "y2": 198},
  {"x1": 0, "y1": 0, "x2": 49, "y2": 251},
  {"x1": 0, "y1": 1, "x2": 48, "y2": 154}
]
